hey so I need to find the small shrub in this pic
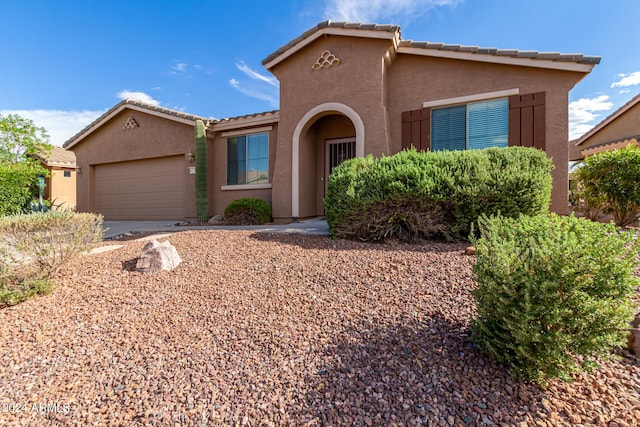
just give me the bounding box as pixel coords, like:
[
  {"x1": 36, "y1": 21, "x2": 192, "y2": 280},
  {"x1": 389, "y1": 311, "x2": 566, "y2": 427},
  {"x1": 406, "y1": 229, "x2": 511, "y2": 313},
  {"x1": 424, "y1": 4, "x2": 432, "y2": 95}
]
[
  {"x1": 573, "y1": 145, "x2": 640, "y2": 227},
  {"x1": 470, "y1": 214, "x2": 640, "y2": 383},
  {"x1": 224, "y1": 198, "x2": 271, "y2": 225},
  {"x1": 324, "y1": 147, "x2": 553, "y2": 241},
  {"x1": 0, "y1": 211, "x2": 104, "y2": 277},
  {"x1": 0, "y1": 276, "x2": 52, "y2": 308}
]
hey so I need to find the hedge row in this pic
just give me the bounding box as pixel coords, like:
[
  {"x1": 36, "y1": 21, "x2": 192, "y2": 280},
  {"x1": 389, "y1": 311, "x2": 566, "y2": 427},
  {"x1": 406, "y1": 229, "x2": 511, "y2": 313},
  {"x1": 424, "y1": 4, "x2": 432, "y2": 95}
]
[{"x1": 324, "y1": 147, "x2": 553, "y2": 240}]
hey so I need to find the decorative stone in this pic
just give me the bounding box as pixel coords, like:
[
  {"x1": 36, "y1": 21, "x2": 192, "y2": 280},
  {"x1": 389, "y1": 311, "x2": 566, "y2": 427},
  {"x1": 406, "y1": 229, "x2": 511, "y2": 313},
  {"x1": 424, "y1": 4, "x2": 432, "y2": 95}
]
[
  {"x1": 135, "y1": 240, "x2": 182, "y2": 274},
  {"x1": 627, "y1": 314, "x2": 640, "y2": 355},
  {"x1": 464, "y1": 246, "x2": 477, "y2": 256},
  {"x1": 208, "y1": 214, "x2": 224, "y2": 224}
]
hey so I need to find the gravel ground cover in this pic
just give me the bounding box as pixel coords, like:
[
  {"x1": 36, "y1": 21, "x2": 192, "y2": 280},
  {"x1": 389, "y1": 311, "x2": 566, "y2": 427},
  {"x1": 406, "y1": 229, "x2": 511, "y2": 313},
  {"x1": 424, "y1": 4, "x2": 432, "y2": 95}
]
[{"x1": 0, "y1": 230, "x2": 638, "y2": 426}]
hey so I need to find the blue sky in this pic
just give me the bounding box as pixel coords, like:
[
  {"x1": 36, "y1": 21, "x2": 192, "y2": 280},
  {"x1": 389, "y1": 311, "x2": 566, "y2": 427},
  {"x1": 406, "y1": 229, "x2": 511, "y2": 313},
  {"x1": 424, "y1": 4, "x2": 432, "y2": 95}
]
[{"x1": 1, "y1": 0, "x2": 639, "y2": 146}]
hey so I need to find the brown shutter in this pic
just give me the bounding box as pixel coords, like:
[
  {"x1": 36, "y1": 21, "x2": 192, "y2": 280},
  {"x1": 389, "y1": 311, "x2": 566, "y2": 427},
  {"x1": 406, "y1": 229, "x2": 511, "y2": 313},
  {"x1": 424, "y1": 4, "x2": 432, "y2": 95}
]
[
  {"x1": 509, "y1": 92, "x2": 546, "y2": 150},
  {"x1": 401, "y1": 107, "x2": 431, "y2": 151}
]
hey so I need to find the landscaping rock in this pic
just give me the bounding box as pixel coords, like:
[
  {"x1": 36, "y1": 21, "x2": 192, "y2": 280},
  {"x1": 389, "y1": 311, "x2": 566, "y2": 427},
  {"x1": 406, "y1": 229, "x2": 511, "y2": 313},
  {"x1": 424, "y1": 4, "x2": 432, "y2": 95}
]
[
  {"x1": 0, "y1": 230, "x2": 637, "y2": 426},
  {"x1": 628, "y1": 313, "x2": 640, "y2": 355},
  {"x1": 135, "y1": 239, "x2": 182, "y2": 273},
  {"x1": 465, "y1": 246, "x2": 477, "y2": 255},
  {"x1": 208, "y1": 214, "x2": 224, "y2": 224}
]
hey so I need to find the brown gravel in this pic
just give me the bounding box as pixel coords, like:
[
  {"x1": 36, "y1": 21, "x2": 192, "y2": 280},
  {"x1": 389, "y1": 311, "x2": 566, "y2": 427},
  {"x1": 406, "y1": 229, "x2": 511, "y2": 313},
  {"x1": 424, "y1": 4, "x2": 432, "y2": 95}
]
[{"x1": 0, "y1": 230, "x2": 638, "y2": 426}]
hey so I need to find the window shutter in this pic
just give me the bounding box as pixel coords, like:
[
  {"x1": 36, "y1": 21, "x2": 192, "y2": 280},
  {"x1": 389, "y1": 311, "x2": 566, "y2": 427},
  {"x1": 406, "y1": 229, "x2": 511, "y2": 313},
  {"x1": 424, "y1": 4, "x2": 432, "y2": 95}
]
[
  {"x1": 401, "y1": 107, "x2": 431, "y2": 151},
  {"x1": 508, "y1": 92, "x2": 546, "y2": 150}
]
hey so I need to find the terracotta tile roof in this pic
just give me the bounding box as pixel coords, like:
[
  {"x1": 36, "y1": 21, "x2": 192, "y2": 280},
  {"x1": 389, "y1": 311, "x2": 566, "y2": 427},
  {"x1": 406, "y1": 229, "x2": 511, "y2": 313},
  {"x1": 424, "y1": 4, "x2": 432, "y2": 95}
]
[
  {"x1": 212, "y1": 110, "x2": 280, "y2": 130},
  {"x1": 35, "y1": 146, "x2": 76, "y2": 167},
  {"x1": 263, "y1": 20, "x2": 600, "y2": 69},
  {"x1": 397, "y1": 40, "x2": 601, "y2": 65},
  {"x1": 64, "y1": 99, "x2": 213, "y2": 149},
  {"x1": 580, "y1": 135, "x2": 639, "y2": 157}
]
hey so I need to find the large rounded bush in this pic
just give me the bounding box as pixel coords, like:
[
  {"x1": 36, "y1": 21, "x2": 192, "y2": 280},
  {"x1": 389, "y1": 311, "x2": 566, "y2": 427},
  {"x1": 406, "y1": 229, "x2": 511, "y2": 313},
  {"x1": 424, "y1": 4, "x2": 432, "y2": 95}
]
[
  {"x1": 224, "y1": 198, "x2": 271, "y2": 225},
  {"x1": 471, "y1": 214, "x2": 639, "y2": 383},
  {"x1": 324, "y1": 147, "x2": 553, "y2": 241}
]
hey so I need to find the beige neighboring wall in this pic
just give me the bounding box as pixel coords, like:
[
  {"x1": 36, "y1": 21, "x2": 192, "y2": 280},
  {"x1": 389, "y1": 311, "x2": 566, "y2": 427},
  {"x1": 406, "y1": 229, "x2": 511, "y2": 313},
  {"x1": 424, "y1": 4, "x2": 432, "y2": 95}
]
[
  {"x1": 69, "y1": 107, "x2": 198, "y2": 220},
  {"x1": 47, "y1": 167, "x2": 76, "y2": 209},
  {"x1": 572, "y1": 93, "x2": 640, "y2": 160}
]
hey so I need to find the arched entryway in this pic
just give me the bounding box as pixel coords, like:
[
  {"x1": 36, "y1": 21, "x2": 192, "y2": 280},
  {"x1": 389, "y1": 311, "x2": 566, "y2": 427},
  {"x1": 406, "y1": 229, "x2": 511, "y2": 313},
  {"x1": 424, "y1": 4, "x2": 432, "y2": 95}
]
[{"x1": 292, "y1": 103, "x2": 365, "y2": 218}]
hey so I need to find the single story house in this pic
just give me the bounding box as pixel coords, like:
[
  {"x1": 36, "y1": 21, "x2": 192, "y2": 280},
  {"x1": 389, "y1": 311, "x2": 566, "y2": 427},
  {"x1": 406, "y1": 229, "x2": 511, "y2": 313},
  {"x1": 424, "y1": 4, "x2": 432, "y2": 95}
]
[
  {"x1": 64, "y1": 21, "x2": 600, "y2": 221},
  {"x1": 570, "y1": 92, "x2": 640, "y2": 161},
  {"x1": 33, "y1": 146, "x2": 77, "y2": 210}
]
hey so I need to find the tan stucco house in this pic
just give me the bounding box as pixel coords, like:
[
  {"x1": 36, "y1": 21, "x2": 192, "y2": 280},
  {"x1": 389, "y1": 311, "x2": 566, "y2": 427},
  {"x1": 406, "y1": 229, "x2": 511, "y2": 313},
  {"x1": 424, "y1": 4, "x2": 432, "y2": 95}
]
[
  {"x1": 34, "y1": 146, "x2": 77, "y2": 210},
  {"x1": 64, "y1": 21, "x2": 599, "y2": 221},
  {"x1": 570, "y1": 92, "x2": 640, "y2": 161}
]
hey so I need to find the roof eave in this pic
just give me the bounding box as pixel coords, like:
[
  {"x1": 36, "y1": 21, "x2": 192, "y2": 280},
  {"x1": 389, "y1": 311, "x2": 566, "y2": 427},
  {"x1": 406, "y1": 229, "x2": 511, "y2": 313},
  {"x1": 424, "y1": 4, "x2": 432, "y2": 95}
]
[
  {"x1": 64, "y1": 101, "x2": 210, "y2": 150},
  {"x1": 397, "y1": 46, "x2": 599, "y2": 73}
]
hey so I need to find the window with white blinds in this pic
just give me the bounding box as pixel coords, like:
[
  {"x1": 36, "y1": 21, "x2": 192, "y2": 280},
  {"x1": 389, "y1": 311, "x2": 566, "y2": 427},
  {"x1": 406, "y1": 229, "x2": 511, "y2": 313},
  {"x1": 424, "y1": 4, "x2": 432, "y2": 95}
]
[{"x1": 432, "y1": 98, "x2": 508, "y2": 151}]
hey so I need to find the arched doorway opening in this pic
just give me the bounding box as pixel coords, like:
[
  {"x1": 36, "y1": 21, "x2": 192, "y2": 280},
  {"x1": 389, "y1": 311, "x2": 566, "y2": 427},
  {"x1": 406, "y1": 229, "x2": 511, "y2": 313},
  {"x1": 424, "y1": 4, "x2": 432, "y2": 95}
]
[{"x1": 292, "y1": 103, "x2": 364, "y2": 218}]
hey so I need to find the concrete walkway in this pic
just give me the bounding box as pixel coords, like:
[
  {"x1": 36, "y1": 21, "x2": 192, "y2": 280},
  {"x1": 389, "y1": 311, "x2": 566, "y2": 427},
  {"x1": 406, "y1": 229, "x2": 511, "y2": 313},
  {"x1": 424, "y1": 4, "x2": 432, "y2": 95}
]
[{"x1": 102, "y1": 218, "x2": 330, "y2": 239}]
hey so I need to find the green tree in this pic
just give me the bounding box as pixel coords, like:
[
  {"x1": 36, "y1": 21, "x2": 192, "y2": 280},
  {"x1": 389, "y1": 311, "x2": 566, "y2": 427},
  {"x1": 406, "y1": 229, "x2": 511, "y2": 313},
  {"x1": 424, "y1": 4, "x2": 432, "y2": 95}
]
[
  {"x1": 0, "y1": 114, "x2": 51, "y2": 164},
  {"x1": 0, "y1": 114, "x2": 52, "y2": 215}
]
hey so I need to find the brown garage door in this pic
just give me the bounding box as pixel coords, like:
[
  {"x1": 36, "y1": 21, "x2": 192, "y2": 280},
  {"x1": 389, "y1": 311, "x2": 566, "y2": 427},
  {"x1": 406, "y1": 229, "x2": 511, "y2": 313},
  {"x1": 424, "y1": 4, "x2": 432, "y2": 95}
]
[{"x1": 95, "y1": 156, "x2": 185, "y2": 220}]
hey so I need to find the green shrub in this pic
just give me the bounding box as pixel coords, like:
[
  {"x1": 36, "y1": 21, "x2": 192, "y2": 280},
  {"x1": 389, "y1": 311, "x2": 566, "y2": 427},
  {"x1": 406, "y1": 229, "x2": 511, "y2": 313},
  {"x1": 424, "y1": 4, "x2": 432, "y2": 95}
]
[
  {"x1": 470, "y1": 214, "x2": 640, "y2": 383},
  {"x1": 324, "y1": 147, "x2": 553, "y2": 241},
  {"x1": 573, "y1": 145, "x2": 640, "y2": 227},
  {"x1": 0, "y1": 162, "x2": 48, "y2": 215},
  {"x1": 224, "y1": 198, "x2": 271, "y2": 225},
  {"x1": 0, "y1": 211, "x2": 104, "y2": 278}
]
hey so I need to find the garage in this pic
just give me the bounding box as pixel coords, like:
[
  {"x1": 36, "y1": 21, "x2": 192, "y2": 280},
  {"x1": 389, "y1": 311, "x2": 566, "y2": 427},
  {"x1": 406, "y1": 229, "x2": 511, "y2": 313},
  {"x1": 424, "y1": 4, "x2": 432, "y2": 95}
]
[{"x1": 94, "y1": 155, "x2": 186, "y2": 220}]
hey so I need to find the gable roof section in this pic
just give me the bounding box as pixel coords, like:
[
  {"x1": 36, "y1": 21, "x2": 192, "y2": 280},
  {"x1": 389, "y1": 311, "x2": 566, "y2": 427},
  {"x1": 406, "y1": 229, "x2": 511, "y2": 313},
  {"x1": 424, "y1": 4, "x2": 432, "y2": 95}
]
[
  {"x1": 263, "y1": 20, "x2": 600, "y2": 73},
  {"x1": 63, "y1": 99, "x2": 212, "y2": 149},
  {"x1": 575, "y1": 92, "x2": 640, "y2": 146},
  {"x1": 34, "y1": 146, "x2": 76, "y2": 167},
  {"x1": 579, "y1": 135, "x2": 639, "y2": 157},
  {"x1": 263, "y1": 21, "x2": 400, "y2": 69}
]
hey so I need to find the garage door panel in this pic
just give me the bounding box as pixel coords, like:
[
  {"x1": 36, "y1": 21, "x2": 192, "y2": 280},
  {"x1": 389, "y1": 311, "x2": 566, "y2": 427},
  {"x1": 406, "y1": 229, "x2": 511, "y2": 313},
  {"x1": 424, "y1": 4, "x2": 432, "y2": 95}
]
[{"x1": 95, "y1": 156, "x2": 185, "y2": 220}]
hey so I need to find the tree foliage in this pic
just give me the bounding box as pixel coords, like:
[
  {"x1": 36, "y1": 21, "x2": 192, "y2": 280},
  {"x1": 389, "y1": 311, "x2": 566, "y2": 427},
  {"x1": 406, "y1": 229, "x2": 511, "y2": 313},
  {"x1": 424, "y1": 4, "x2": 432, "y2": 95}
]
[
  {"x1": 0, "y1": 114, "x2": 51, "y2": 215},
  {"x1": 573, "y1": 145, "x2": 640, "y2": 227},
  {"x1": 0, "y1": 114, "x2": 51, "y2": 164}
]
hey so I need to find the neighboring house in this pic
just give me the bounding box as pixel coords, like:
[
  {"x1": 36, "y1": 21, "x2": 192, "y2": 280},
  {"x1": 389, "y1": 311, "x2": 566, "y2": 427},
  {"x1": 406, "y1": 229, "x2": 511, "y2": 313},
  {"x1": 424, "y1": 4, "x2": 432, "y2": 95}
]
[
  {"x1": 64, "y1": 21, "x2": 599, "y2": 221},
  {"x1": 570, "y1": 92, "x2": 640, "y2": 161},
  {"x1": 34, "y1": 146, "x2": 77, "y2": 210}
]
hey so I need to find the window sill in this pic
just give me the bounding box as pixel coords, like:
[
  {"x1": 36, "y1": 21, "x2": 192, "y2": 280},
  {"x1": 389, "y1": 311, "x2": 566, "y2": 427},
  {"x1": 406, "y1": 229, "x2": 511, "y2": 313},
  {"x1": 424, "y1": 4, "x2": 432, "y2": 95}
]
[{"x1": 221, "y1": 183, "x2": 272, "y2": 191}]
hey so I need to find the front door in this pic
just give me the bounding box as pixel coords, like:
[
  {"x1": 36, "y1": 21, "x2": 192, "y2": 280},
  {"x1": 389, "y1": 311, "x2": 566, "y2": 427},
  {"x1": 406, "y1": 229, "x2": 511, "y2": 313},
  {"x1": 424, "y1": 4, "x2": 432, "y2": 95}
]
[{"x1": 325, "y1": 137, "x2": 356, "y2": 194}]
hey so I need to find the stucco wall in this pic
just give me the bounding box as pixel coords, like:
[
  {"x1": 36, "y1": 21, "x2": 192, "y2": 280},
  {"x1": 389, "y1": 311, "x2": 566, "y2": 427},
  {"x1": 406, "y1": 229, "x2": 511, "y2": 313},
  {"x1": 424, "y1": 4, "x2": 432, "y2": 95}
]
[
  {"x1": 48, "y1": 167, "x2": 76, "y2": 209},
  {"x1": 72, "y1": 109, "x2": 197, "y2": 219},
  {"x1": 387, "y1": 54, "x2": 583, "y2": 214},
  {"x1": 208, "y1": 124, "x2": 278, "y2": 217},
  {"x1": 269, "y1": 35, "x2": 394, "y2": 219}
]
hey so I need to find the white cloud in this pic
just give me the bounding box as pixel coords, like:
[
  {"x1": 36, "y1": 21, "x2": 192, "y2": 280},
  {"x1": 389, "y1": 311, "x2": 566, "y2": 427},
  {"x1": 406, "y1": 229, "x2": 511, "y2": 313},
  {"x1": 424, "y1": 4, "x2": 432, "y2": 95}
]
[
  {"x1": 0, "y1": 109, "x2": 106, "y2": 146},
  {"x1": 611, "y1": 71, "x2": 640, "y2": 88},
  {"x1": 324, "y1": 0, "x2": 459, "y2": 23},
  {"x1": 229, "y1": 63, "x2": 279, "y2": 108},
  {"x1": 568, "y1": 95, "x2": 614, "y2": 140},
  {"x1": 170, "y1": 62, "x2": 187, "y2": 74},
  {"x1": 236, "y1": 62, "x2": 279, "y2": 88},
  {"x1": 116, "y1": 90, "x2": 161, "y2": 106}
]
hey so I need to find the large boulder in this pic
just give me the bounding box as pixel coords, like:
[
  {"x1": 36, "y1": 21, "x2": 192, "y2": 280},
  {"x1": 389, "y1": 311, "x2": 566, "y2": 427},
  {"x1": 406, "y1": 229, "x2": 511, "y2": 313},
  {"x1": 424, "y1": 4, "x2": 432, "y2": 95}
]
[{"x1": 135, "y1": 240, "x2": 182, "y2": 274}]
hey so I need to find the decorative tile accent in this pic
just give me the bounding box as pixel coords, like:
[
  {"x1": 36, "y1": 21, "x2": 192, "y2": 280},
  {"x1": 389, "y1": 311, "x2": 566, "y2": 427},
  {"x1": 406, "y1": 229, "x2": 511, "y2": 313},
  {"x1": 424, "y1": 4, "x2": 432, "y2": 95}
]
[
  {"x1": 123, "y1": 117, "x2": 139, "y2": 130},
  {"x1": 313, "y1": 50, "x2": 340, "y2": 70}
]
